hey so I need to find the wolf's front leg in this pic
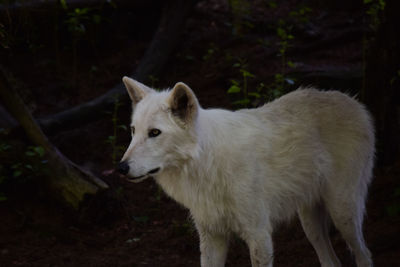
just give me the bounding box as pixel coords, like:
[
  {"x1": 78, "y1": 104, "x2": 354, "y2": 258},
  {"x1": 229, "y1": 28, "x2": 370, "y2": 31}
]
[
  {"x1": 246, "y1": 231, "x2": 274, "y2": 267},
  {"x1": 197, "y1": 226, "x2": 229, "y2": 267}
]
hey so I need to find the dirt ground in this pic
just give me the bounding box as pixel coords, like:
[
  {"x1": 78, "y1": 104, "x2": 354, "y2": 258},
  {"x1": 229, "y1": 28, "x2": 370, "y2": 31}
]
[{"x1": 1, "y1": 0, "x2": 399, "y2": 266}]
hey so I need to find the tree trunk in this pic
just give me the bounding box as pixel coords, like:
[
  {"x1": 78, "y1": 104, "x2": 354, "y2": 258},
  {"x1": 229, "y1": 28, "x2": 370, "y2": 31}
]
[
  {"x1": 0, "y1": 68, "x2": 108, "y2": 209},
  {"x1": 36, "y1": 0, "x2": 199, "y2": 135},
  {"x1": 362, "y1": 0, "x2": 400, "y2": 166}
]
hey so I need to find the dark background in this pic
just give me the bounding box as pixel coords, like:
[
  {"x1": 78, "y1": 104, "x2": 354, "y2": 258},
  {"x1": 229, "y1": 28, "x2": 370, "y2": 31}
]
[{"x1": 0, "y1": 0, "x2": 399, "y2": 266}]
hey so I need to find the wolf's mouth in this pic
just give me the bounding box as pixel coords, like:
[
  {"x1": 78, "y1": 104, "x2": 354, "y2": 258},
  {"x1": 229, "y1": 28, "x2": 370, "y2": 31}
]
[
  {"x1": 147, "y1": 167, "x2": 160, "y2": 174},
  {"x1": 127, "y1": 167, "x2": 160, "y2": 182}
]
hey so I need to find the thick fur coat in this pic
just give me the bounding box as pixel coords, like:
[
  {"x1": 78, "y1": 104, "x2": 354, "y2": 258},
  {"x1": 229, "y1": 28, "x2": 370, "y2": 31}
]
[{"x1": 119, "y1": 77, "x2": 375, "y2": 267}]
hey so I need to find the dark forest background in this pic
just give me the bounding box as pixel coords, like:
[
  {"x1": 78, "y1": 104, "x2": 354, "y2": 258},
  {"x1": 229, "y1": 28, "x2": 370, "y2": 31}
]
[{"x1": 0, "y1": 0, "x2": 399, "y2": 266}]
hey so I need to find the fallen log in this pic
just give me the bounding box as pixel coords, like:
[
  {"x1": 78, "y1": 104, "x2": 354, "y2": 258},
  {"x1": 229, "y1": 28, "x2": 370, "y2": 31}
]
[
  {"x1": 0, "y1": 67, "x2": 108, "y2": 209},
  {"x1": 0, "y1": 0, "x2": 161, "y2": 13}
]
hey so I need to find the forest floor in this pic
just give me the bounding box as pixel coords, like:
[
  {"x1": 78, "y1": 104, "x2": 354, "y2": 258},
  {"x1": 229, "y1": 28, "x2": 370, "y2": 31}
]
[{"x1": 1, "y1": 0, "x2": 400, "y2": 266}]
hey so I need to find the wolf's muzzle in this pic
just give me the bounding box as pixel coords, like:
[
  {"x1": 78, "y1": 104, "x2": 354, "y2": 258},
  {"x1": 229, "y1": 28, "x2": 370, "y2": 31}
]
[{"x1": 116, "y1": 161, "x2": 129, "y2": 175}]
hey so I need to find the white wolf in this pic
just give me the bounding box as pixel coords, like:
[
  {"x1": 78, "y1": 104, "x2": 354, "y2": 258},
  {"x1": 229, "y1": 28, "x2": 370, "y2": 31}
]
[{"x1": 118, "y1": 77, "x2": 375, "y2": 267}]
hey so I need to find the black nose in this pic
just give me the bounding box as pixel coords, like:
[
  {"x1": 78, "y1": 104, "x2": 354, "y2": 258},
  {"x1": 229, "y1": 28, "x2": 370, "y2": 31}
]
[{"x1": 117, "y1": 161, "x2": 129, "y2": 175}]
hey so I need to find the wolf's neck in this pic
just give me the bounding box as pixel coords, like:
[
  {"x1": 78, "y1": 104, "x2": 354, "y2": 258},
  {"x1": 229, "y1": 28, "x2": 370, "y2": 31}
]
[
  {"x1": 155, "y1": 146, "x2": 220, "y2": 209},
  {"x1": 155, "y1": 109, "x2": 230, "y2": 209}
]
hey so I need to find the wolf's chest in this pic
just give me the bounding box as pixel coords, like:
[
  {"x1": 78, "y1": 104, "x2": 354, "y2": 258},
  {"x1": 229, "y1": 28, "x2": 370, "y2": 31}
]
[{"x1": 157, "y1": 173, "x2": 235, "y2": 226}]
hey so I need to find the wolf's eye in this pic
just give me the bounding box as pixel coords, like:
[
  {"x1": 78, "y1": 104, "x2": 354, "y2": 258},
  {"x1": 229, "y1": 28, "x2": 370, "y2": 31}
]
[
  {"x1": 148, "y1": 128, "x2": 161, "y2": 138},
  {"x1": 131, "y1": 126, "x2": 135, "y2": 135}
]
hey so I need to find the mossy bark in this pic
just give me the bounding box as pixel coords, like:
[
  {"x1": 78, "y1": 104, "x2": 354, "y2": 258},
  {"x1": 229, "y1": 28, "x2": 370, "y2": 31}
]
[{"x1": 0, "y1": 68, "x2": 108, "y2": 209}]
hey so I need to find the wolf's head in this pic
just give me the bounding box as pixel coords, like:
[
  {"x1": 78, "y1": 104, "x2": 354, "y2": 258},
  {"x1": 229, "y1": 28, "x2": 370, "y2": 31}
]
[{"x1": 117, "y1": 77, "x2": 200, "y2": 182}]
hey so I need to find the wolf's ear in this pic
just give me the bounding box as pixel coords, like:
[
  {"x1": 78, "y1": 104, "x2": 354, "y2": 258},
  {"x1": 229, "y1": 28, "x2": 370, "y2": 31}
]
[
  {"x1": 122, "y1": 76, "x2": 152, "y2": 104},
  {"x1": 168, "y1": 82, "x2": 199, "y2": 125}
]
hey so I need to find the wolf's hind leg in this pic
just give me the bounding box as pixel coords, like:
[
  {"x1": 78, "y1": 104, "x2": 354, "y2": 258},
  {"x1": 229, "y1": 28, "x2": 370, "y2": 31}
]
[
  {"x1": 325, "y1": 193, "x2": 372, "y2": 267},
  {"x1": 298, "y1": 203, "x2": 341, "y2": 267}
]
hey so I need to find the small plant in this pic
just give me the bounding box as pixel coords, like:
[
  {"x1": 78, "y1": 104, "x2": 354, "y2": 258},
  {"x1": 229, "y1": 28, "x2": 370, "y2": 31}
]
[
  {"x1": 107, "y1": 95, "x2": 127, "y2": 165},
  {"x1": 226, "y1": 3, "x2": 311, "y2": 106},
  {"x1": 132, "y1": 215, "x2": 150, "y2": 224},
  {"x1": 172, "y1": 219, "x2": 195, "y2": 236},
  {"x1": 227, "y1": 59, "x2": 255, "y2": 108},
  {"x1": 154, "y1": 185, "x2": 164, "y2": 202},
  {"x1": 273, "y1": 19, "x2": 296, "y2": 95},
  {"x1": 289, "y1": 6, "x2": 312, "y2": 25},
  {"x1": 268, "y1": 4, "x2": 311, "y2": 99},
  {"x1": 364, "y1": 0, "x2": 386, "y2": 31},
  {"x1": 11, "y1": 145, "x2": 47, "y2": 179},
  {"x1": 202, "y1": 42, "x2": 219, "y2": 61},
  {"x1": 148, "y1": 75, "x2": 159, "y2": 89},
  {"x1": 0, "y1": 127, "x2": 48, "y2": 201},
  {"x1": 265, "y1": 0, "x2": 278, "y2": 9},
  {"x1": 17, "y1": 146, "x2": 47, "y2": 177},
  {"x1": 361, "y1": 0, "x2": 386, "y2": 96},
  {"x1": 65, "y1": 7, "x2": 89, "y2": 86},
  {"x1": 62, "y1": 2, "x2": 103, "y2": 87},
  {"x1": 228, "y1": 0, "x2": 253, "y2": 36},
  {"x1": 0, "y1": 23, "x2": 10, "y2": 49}
]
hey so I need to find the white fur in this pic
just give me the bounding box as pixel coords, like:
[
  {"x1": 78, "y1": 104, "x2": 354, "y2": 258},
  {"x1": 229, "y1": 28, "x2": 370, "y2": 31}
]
[{"x1": 120, "y1": 77, "x2": 375, "y2": 267}]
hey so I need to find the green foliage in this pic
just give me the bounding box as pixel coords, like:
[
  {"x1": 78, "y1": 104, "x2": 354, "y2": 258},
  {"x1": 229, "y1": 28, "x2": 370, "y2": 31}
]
[
  {"x1": 132, "y1": 215, "x2": 150, "y2": 224},
  {"x1": 267, "y1": 4, "x2": 310, "y2": 100},
  {"x1": 0, "y1": 23, "x2": 10, "y2": 49},
  {"x1": 60, "y1": 0, "x2": 68, "y2": 10},
  {"x1": 273, "y1": 20, "x2": 293, "y2": 94},
  {"x1": 154, "y1": 186, "x2": 164, "y2": 202},
  {"x1": 64, "y1": 7, "x2": 103, "y2": 36},
  {"x1": 228, "y1": 0, "x2": 253, "y2": 36},
  {"x1": 65, "y1": 8, "x2": 89, "y2": 35},
  {"x1": 0, "y1": 129, "x2": 48, "y2": 201},
  {"x1": 203, "y1": 43, "x2": 219, "y2": 61},
  {"x1": 61, "y1": 2, "x2": 109, "y2": 87},
  {"x1": 13, "y1": 146, "x2": 47, "y2": 177},
  {"x1": 227, "y1": 58, "x2": 255, "y2": 108},
  {"x1": 364, "y1": 0, "x2": 385, "y2": 31},
  {"x1": 172, "y1": 219, "x2": 195, "y2": 236},
  {"x1": 227, "y1": 3, "x2": 306, "y2": 108},
  {"x1": 289, "y1": 6, "x2": 312, "y2": 24},
  {"x1": 390, "y1": 70, "x2": 400, "y2": 86},
  {"x1": 227, "y1": 80, "x2": 241, "y2": 94},
  {"x1": 265, "y1": 0, "x2": 277, "y2": 9}
]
